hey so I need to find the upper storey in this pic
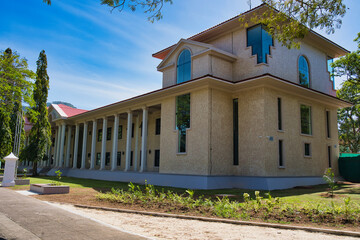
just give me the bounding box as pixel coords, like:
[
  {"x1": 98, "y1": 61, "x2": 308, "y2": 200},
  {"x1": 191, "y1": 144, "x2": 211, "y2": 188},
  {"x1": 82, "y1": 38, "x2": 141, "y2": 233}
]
[{"x1": 153, "y1": 4, "x2": 348, "y2": 97}]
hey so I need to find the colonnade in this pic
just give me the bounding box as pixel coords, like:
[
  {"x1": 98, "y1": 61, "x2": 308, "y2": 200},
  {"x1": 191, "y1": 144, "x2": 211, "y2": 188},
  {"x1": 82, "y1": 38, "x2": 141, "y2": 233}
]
[{"x1": 50, "y1": 107, "x2": 149, "y2": 172}]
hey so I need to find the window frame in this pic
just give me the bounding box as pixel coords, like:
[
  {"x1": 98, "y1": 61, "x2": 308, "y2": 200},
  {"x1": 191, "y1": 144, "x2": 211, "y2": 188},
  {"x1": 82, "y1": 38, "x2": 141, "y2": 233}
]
[
  {"x1": 300, "y1": 104, "x2": 312, "y2": 136},
  {"x1": 278, "y1": 139, "x2": 285, "y2": 168},
  {"x1": 154, "y1": 149, "x2": 160, "y2": 167},
  {"x1": 155, "y1": 118, "x2": 161, "y2": 135},
  {"x1": 326, "y1": 110, "x2": 331, "y2": 139},
  {"x1": 106, "y1": 127, "x2": 112, "y2": 141},
  {"x1": 246, "y1": 24, "x2": 274, "y2": 64},
  {"x1": 97, "y1": 129, "x2": 102, "y2": 142},
  {"x1": 277, "y1": 97, "x2": 283, "y2": 131},
  {"x1": 175, "y1": 93, "x2": 191, "y2": 154},
  {"x1": 304, "y1": 142, "x2": 312, "y2": 158}
]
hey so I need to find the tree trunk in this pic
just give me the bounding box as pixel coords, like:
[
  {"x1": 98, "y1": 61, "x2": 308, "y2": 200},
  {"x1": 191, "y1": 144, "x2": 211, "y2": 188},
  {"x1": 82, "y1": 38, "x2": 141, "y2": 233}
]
[{"x1": 32, "y1": 161, "x2": 38, "y2": 176}]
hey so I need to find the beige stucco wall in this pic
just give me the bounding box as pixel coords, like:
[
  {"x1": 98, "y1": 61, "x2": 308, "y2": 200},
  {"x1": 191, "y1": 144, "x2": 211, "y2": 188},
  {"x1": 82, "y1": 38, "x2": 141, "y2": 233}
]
[
  {"x1": 208, "y1": 86, "x2": 339, "y2": 177},
  {"x1": 263, "y1": 88, "x2": 339, "y2": 176},
  {"x1": 159, "y1": 88, "x2": 210, "y2": 175}
]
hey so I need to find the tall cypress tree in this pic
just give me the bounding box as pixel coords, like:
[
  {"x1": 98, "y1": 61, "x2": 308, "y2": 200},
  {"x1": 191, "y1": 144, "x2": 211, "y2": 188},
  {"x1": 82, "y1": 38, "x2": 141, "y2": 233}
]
[{"x1": 25, "y1": 50, "x2": 51, "y2": 175}]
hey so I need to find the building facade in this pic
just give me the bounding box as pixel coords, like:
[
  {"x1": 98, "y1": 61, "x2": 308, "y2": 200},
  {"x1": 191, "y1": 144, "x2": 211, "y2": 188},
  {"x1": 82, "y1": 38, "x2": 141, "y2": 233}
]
[{"x1": 22, "y1": 5, "x2": 351, "y2": 190}]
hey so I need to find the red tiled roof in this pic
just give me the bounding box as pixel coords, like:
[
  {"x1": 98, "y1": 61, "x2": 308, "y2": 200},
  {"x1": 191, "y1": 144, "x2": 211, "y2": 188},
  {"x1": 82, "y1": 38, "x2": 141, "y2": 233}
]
[{"x1": 57, "y1": 104, "x2": 88, "y2": 117}]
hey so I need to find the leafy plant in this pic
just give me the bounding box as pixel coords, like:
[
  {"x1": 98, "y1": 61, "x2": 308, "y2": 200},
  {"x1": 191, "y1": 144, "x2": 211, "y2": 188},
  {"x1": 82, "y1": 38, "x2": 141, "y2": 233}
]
[
  {"x1": 22, "y1": 168, "x2": 28, "y2": 179},
  {"x1": 323, "y1": 168, "x2": 338, "y2": 197}
]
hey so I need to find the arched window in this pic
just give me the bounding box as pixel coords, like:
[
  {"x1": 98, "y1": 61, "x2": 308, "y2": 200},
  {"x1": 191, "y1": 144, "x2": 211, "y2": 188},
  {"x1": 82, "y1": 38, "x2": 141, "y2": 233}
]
[
  {"x1": 299, "y1": 56, "x2": 310, "y2": 88},
  {"x1": 177, "y1": 49, "x2": 191, "y2": 84}
]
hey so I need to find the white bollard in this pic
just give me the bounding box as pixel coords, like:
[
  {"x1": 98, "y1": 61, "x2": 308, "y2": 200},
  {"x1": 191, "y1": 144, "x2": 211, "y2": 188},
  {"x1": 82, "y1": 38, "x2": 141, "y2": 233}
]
[{"x1": 2, "y1": 153, "x2": 18, "y2": 187}]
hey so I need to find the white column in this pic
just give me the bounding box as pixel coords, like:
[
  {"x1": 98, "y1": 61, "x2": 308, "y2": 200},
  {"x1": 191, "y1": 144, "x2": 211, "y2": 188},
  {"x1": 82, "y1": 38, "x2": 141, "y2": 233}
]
[
  {"x1": 125, "y1": 111, "x2": 133, "y2": 171},
  {"x1": 73, "y1": 124, "x2": 80, "y2": 169},
  {"x1": 111, "y1": 114, "x2": 119, "y2": 171},
  {"x1": 59, "y1": 123, "x2": 66, "y2": 168},
  {"x1": 100, "y1": 117, "x2": 108, "y2": 170},
  {"x1": 140, "y1": 107, "x2": 148, "y2": 172},
  {"x1": 134, "y1": 114, "x2": 140, "y2": 171},
  {"x1": 55, "y1": 125, "x2": 61, "y2": 167},
  {"x1": 81, "y1": 122, "x2": 88, "y2": 169},
  {"x1": 65, "y1": 126, "x2": 72, "y2": 168},
  {"x1": 90, "y1": 119, "x2": 97, "y2": 170}
]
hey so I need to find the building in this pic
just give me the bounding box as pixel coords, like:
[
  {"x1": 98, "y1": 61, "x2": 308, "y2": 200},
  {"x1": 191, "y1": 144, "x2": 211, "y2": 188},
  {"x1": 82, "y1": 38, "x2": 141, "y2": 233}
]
[{"x1": 23, "y1": 4, "x2": 351, "y2": 190}]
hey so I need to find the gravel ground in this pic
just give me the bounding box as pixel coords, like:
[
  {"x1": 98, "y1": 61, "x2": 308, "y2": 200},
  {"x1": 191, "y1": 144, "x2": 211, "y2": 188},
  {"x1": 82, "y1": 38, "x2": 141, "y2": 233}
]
[{"x1": 49, "y1": 202, "x2": 359, "y2": 240}]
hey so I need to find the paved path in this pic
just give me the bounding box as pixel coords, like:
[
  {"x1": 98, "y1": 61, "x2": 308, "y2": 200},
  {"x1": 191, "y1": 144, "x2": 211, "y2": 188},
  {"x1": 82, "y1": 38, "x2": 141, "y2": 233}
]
[{"x1": 0, "y1": 188, "x2": 148, "y2": 240}]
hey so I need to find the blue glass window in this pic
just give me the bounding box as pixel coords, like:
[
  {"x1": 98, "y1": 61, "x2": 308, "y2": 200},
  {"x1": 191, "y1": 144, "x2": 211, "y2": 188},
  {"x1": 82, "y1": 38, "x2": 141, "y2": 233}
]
[
  {"x1": 247, "y1": 25, "x2": 273, "y2": 64},
  {"x1": 176, "y1": 94, "x2": 190, "y2": 153},
  {"x1": 177, "y1": 49, "x2": 191, "y2": 84},
  {"x1": 327, "y1": 57, "x2": 335, "y2": 89},
  {"x1": 299, "y1": 56, "x2": 310, "y2": 88}
]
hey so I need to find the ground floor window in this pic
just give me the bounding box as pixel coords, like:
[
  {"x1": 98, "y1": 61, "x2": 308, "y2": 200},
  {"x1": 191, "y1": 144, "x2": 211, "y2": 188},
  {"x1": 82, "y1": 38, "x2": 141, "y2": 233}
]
[
  {"x1": 130, "y1": 151, "x2": 133, "y2": 166},
  {"x1": 304, "y1": 143, "x2": 311, "y2": 157},
  {"x1": 176, "y1": 93, "x2": 190, "y2": 153},
  {"x1": 279, "y1": 140, "x2": 284, "y2": 167},
  {"x1": 233, "y1": 98, "x2": 239, "y2": 165},
  {"x1": 105, "y1": 152, "x2": 110, "y2": 165},
  {"x1": 328, "y1": 146, "x2": 332, "y2": 168},
  {"x1": 154, "y1": 149, "x2": 160, "y2": 167},
  {"x1": 117, "y1": 152, "x2": 121, "y2": 166},
  {"x1": 300, "y1": 105, "x2": 312, "y2": 135},
  {"x1": 96, "y1": 153, "x2": 101, "y2": 165}
]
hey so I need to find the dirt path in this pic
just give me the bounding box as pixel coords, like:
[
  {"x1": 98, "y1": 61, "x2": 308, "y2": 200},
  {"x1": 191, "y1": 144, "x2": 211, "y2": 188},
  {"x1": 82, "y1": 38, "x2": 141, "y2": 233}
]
[{"x1": 49, "y1": 202, "x2": 358, "y2": 240}]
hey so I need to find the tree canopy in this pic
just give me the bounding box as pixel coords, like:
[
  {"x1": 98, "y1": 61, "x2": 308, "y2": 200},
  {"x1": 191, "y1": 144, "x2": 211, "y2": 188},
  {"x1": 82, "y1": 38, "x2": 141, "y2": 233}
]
[
  {"x1": 243, "y1": 0, "x2": 347, "y2": 48},
  {"x1": 0, "y1": 48, "x2": 35, "y2": 159}
]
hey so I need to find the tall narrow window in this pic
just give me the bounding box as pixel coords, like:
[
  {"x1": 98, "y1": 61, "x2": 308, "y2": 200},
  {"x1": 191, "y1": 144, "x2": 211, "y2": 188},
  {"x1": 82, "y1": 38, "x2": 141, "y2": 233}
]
[
  {"x1": 155, "y1": 118, "x2": 161, "y2": 135},
  {"x1": 279, "y1": 140, "x2": 284, "y2": 167},
  {"x1": 328, "y1": 146, "x2": 332, "y2": 168},
  {"x1": 107, "y1": 127, "x2": 112, "y2": 141},
  {"x1": 97, "y1": 129, "x2": 102, "y2": 142},
  {"x1": 154, "y1": 149, "x2": 160, "y2": 167},
  {"x1": 105, "y1": 152, "x2": 110, "y2": 165},
  {"x1": 300, "y1": 105, "x2": 312, "y2": 135},
  {"x1": 233, "y1": 98, "x2": 239, "y2": 165},
  {"x1": 176, "y1": 94, "x2": 190, "y2": 153},
  {"x1": 247, "y1": 24, "x2": 273, "y2": 64},
  {"x1": 299, "y1": 56, "x2": 310, "y2": 88},
  {"x1": 304, "y1": 143, "x2": 311, "y2": 157},
  {"x1": 96, "y1": 153, "x2": 101, "y2": 165},
  {"x1": 130, "y1": 151, "x2": 133, "y2": 166},
  {"x1": 118, "y1": 125, "x2": 123, "y2": 139},
  {"x1": 131, "y1": 123, "x2": 134, "y2": 138},
  {"x1": 278, "y1": 98, "x2": 282, "y2": 130},
  {"x1": 177, "y1": 49, "x2": 191, "y2": 84},
  {"x1": 117, "y1": 151, "x2": 121, "y2": 166},
  {"x1": 326, "y1": 110, "x2": 330, "y2": 138}
]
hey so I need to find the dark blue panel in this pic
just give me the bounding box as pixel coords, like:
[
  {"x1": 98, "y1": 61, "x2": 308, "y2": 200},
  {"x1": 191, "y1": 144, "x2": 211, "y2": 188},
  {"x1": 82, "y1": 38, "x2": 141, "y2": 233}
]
[{"x1": 247, "y1": 25, "x2": 273, "y2": 64}]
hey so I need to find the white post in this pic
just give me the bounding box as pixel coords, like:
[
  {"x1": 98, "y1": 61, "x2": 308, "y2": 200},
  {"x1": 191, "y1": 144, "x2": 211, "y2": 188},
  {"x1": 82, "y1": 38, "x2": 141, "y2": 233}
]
[
  {"x1": 73, "y1": 124, "x2": 80, "y2": 169},
  {"x1": 59, "y1": 123, "x2": 66, "y2": 168},
  {"x1": 90, "y1": 119, "x2": 97, "y2": 170},
  {"x1": 140, "y1": 107, "x2": 148, "y2": 172},
  {"x1": 100, "y1": 117, "x2": 107, "y2": 170},
  {"x1": 111, "y1": 114, "x2": 119, "y2": 171},
  {"x1": 134, "y1": 114, "x2": 140, "y2": 171},
  {"x1": 125, "y1": 111, "x2": 133, "y2": 171},
  {"x1": 65, "y1": 126, "x2": 72, "y2": 168},
  {"x1": 55, "y1": 125, "x2": 61, "y2": 167},
  {"x1": 81, "y1": 122, "x2": 88, "y2": 169},
  {"x1": 2, "y1": 153, "x2": 18, "y2": 187}
]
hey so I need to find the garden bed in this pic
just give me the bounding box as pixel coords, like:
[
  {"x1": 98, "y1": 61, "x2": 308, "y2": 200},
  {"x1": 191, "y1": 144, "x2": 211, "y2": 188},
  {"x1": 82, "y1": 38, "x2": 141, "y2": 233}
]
[{"x1": 30, "y1": 184, "x2": 69, "y2": 194}]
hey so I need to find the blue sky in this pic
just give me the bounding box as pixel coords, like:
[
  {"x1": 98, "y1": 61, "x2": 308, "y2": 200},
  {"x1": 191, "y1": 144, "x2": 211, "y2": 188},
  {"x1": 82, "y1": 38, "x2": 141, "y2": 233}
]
[{"x1": 1, "y1": 0, "x2": 359, "y2": 110}]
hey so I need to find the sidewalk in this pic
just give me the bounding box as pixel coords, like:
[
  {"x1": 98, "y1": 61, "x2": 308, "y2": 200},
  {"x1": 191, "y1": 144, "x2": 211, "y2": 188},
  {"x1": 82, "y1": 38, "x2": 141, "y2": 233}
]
[{"x1": 0, "y1": 188, "x2": 148, "y2": 240}]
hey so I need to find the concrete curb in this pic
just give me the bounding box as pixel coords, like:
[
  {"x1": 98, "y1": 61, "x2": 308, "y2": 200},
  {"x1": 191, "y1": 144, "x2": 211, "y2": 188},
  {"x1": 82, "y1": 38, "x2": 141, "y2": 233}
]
[{"x1": 74, "y1": 204, "x2": 360, "y2": 238}]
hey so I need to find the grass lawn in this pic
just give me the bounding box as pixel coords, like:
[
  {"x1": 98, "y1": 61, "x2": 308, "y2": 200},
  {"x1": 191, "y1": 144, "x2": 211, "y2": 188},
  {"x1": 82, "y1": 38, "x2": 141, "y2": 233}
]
[
  {"x1": 10, "y1": 176, "x2": 360, "y2": 206},
  {"x1": 8, "y1": 176, "x2": 360, "y2": 231}
]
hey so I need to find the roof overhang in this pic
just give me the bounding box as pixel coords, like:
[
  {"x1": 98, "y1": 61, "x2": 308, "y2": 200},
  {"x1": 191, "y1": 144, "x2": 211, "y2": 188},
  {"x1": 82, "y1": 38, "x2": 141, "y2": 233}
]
[{"x1": 68, "y1": 74, "x2": 351, "y2": 122}]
